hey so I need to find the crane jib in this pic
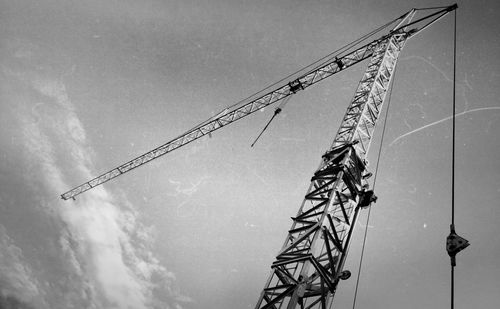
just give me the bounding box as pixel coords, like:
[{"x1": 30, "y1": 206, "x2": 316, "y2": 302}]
[
  {"x1": 60, "y1": 4, "x2": 457, "y2": 201},
  {"x1": 61, "y1": 10, "x2": 455, "y2": 201},
  {"x1": 61, "y1": 33, "x2": 385, "y2": 200}
]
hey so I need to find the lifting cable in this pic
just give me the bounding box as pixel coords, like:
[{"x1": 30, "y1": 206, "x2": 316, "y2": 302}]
[
  {"x1": 350, "y1": 9, "x2": 469, "y2": 309},
  {"x1": 350, "y1": 61, "x2": 399, "y2": 309},
  {"x1": 446, "y1": 9, "x2": 469, "y2": 309},
  {"x1": 415, "y1": 5, "x2": 455, "y2": 11},
  {"x1": 250, "y1": 95, "x2": 292, "y2": 147}
]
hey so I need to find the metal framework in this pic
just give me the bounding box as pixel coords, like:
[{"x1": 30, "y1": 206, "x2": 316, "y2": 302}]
[
  {"x1": 61, "y1": 38, "x2": 382, "y2": 200},
  {"x1": 254, "y1": 5, "x2": 458, "y2": 308},
  {"x1": 254, "y1": 31, "x2": 408, "y2": 309},
  {"x1": 60, "y1": 4, "x2": 458, "y2": 308},
  {"x1": 332, "y1": 33, "x2": 407, "y2": 157},
  {"x1": 60, "y1": 5, "x2": 456, "y2": 201}
]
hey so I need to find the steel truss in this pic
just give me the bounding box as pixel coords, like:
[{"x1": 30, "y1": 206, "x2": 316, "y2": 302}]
[
  {"x1": 61, "y1": 39, "x2": 379, "y2": 200},
  {"x1": 254, "y1": 32, "x2": 408, "y2": 309},
  {"x1": 57, "y1": 4, "x2": 458, "y2": 308}
]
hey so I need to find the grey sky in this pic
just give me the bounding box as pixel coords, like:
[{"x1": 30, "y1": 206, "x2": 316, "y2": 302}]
[{"x1": 1, "y1": 0, "x2": 499, "y2": 308}]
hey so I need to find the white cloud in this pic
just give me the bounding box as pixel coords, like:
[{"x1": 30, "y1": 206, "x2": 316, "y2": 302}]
[
  {"x1": 3, "y1": 40, "x2": 190, "y2": 309},
  {"x1": 0, "y1": 225, "x2": 43, "y2": 307}
]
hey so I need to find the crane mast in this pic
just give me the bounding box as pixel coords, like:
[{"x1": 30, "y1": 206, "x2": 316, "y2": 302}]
[{"x1": 254, "y1": 29, "x2": 408, "y2": 309}]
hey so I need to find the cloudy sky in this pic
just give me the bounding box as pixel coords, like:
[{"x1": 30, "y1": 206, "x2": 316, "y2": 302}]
[{"x1": 1, "y1": 0, "x2": 499, "y2": 308}]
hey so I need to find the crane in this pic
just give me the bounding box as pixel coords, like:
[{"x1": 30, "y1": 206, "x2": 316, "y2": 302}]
[
  {"x1": 254, "y1": 6, "x2": 458, "y2": 309},
  {"x1": 61, "y1": 4, "x2": 458, "y2": 309}
]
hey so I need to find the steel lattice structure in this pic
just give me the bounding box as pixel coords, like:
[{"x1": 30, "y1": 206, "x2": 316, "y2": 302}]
[
  {"x1": 60, "y1": 6, "x2": 455, "y2": 201},
  {"x1": 61, "y1": 5, "x2": 457, "y2": 201},
  {"x1": 253, "y1": 5, "x2": 458, "y2": 307},
  {"x1": 61, "y1": 36, "x2": 383, "y2": 200},
  {"x1": 60, "y1": 4, "x2": 458, "y2": 308},
  {"x1": 254, "y1": 31, "x2": 409, "y2": 309},
  {"x1": 332, "y1": 33, "x2": 408, "y2": 156}
]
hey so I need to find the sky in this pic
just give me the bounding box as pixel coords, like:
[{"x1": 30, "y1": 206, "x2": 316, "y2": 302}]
[{"x1": 0, "y1": 0, "x2": 499, "y2": 309}]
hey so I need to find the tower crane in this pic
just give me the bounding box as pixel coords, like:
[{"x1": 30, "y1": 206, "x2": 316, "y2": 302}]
[{"x1": 61, "y1": 4, "x2": 458, "y2": 309}]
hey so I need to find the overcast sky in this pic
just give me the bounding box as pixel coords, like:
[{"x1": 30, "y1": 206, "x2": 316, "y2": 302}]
[{"x1": 1, "y1": 0, "x2": 499, "y2": 308}]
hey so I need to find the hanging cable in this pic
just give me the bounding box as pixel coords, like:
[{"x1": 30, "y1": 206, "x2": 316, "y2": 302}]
[
  {"x1": 445, "y1": 8, "x2": 466, "y2": 309},
  {"x1": 350, "y1": 63, "x2": 398, "y2": 309},
  {"x1": 450, "y1": 10, "x2": 458, "y2": 309},
  {"x1": 444, "y1": 8, "x2": 468, "y2": 309},
  {"x1": 251, "y1": 96, "x2": 292, "y2": 147},
  {"x1": 451, "y1": 8, "x2": 457, "y2": 233}
]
